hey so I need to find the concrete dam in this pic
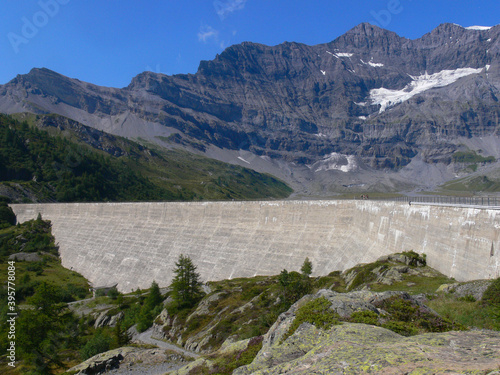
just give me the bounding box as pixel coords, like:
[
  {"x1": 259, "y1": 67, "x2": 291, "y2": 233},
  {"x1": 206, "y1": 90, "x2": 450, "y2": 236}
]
[{"x1": 12, "y1": 200, "x2": 500, "y2": 292}]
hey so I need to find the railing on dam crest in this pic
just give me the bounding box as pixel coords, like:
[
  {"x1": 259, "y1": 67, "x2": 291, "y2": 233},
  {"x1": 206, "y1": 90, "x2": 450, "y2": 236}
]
[{"x1": 377, "y1": 195, "x2": 500, "y2": 208}]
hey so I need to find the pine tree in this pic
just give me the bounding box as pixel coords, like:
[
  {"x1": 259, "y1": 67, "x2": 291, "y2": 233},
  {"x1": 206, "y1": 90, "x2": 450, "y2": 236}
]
[
  {"x1": 301, "y1": 257, "x2": 313, "y2": 277},
  {"x1": 137, "y1": 281, "x2": 164, "y2": 332},
  {"x1": 171, "y1": 254, "x2": 203, "y2": 308}
]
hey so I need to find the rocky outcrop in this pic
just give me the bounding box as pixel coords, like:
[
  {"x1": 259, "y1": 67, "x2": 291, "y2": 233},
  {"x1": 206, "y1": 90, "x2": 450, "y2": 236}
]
[
  {"x1": 8, "y1": 252, "x2": 41, "y2": 262},
  {"x1": 93, "y1": 310, "x2": 124, "y2": 329},
  {"x1": 437, "y1": 280, "x2": 493, "y2": 301},
  {"x1": 229, "y1": 288, "x2": 500, "y2": 374},
  {"x1": 153, "y1": 292, "x2": 229, "y2": 353},
  {"x1": 258, "y1": 289, "x2": 438, "y2": 350},
  {"x1": 67, "y1": 347, "x2": 189, "y2": 374},
  {"x1": 234, "y1": 323, "x2": 500, "y2": 374},
  {"x1": 67, "y1": 347, "x2": 134, "y2": 374},
  {"x1": 342, "y1": 251, "x2": 435, "y2": 290}
]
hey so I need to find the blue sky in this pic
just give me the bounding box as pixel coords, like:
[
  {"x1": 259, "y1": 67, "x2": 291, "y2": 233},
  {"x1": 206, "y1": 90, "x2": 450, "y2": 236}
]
[{"x1": 1, "y1": 0, "x2": 498, "y2": 88}]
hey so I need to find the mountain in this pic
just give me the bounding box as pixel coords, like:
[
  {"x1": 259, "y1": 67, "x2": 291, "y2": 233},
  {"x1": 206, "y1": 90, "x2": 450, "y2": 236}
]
[
  {"x1": 1, "y1": 23, "x2": 500, "y2": 195},
  {"x1": 0, "y1": 114, "x2": 292, "y2": 203}
]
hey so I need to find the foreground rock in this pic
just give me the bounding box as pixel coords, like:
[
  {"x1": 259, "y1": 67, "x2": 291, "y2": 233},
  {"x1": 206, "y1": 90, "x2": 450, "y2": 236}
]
[
  {"x1": 234, "y1": 323, "x2": 500, "y2": 374},
  {"x1": 67, "y1": 347, "x2": 190, "y2": 374},
  {"x1": 232, "y1": 289, "x2": 499, "y2": 374}
]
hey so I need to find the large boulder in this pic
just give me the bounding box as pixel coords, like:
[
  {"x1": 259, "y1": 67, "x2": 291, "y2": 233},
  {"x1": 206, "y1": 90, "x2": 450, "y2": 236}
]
[{"x1": 234, "y1": 323, "x2": 500, "y2": 374}]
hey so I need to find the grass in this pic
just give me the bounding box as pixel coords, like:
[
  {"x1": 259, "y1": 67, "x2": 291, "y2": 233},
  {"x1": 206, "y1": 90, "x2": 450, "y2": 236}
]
[
  {"x1": 439, "y1": 175, "x2": 500, "y2": 193},
  {"x1": 452, "y1": 150, "x2": 495, "y2": 164},
  {"x1": 426, "y1": 294, "x2": 500, "y2": 330},
  {"x1": 369, "y1": 271, "x2": 455, "y2": 294}
]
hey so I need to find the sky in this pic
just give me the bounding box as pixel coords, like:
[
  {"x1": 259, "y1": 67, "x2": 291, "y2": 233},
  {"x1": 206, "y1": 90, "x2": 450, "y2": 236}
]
[{"x1": 0, "y1": 0, "x2": 499, "y2": 88}]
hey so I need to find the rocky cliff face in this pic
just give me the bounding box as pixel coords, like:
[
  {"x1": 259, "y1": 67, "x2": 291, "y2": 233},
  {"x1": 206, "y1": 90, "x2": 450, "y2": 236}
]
[{"x1": 1, "y1": 23, "x2": 500, "y2": 194}]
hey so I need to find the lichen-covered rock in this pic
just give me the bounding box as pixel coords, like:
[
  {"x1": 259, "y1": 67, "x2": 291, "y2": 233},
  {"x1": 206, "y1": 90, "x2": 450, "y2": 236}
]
[
  {"x1": 68, "y1": 347, "x2": 189, "y2": 374},
  {"x1": 67, "y1": 347, "x2": 135, "y2": 374},
  {"x1": 169, "y1": 337, "x2": 253, "y2": 375},
  {"x1": 235, "y1": 323, "x2": 500, "y2": 374},
  {"x1": 437, "y1": 280, "x2": 493, "y2": 301},
  {"x1": 153, "y1": 294, "x2": 229, "y2": 353}
]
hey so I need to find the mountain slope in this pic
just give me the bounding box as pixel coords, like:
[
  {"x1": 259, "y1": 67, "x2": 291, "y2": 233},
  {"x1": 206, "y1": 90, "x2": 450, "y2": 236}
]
[
  {"x1": 0, "y1": 114, "x2": 292, "y2": 203},
  {"x1": 1, "y1": 23, "x2": 500, "y2": 194}
]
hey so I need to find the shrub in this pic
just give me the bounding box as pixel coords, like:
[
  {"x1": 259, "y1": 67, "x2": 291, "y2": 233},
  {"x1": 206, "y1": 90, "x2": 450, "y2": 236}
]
[
  {"x1": 80, "y1": 332, "x2": 112, "y2": 360},
  {"x1": 285, "y1": 297, "x2": 340, "y2": 341},
  {"x1": 482, "y1": 277, "x2": 500, "y2": 306},
  {"x1": 107, "y1": 286, "x2": 120, "y2": 300},
  {"x1": 402, "y1": 250, "x2": 426, "y2": 267},
  {"x1": 458, "y1": 294, "x2": 476, "y2": 303},
  {"x1": 382, "y1": 321, "x2": 418, "y2": 336},
  {"x1": 350, "y1": 310, "x2": 379, "y2": 325}
]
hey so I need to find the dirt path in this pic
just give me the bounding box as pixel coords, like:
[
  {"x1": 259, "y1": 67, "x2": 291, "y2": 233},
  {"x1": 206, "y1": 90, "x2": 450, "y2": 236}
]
[{"x1": 134, "y1": 327, "x2": 199, "y2": 359}]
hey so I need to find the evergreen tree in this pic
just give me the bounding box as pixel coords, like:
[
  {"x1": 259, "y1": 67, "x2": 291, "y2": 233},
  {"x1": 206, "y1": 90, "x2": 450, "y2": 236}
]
[
  {"x1": 17, "y1": 282, "x2": 79, "y2": 373},
  {"x1": 0, "y1": 202, "x2": 16, "y2": 227},
  {"x1": 137, "y1": 281, "x2": 164, "y2": 332},
  {"x1": 301, "y1": 257, "x2": 313, "y2": 277},
  {"x1": 144, "y1": 281, "x2": 162, "y2": 310},
  {"x1": 171, "y1": 254, "x2": 203, "y2": 308}
]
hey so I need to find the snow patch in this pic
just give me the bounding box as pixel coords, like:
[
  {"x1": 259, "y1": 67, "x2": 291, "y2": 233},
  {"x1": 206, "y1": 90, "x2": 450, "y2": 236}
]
[
  {"x1": 320, "y1": 70, "x2": 326, "y2": 75},
  {"x1": 309, "y1": 152, "x2": 359, "y2": 173},
  {"x1": 486, "y1": 65, "x2": 491, "y2": 71},
  {"x1": 361, "y1": 59, "x2": 384, "y2": 67},
  {"x1": 487, "y1": 38, "x2": 492, "y2": 42},
  {"x1": 237, "y1": 156, "x2": 250, "y2": 164},
  {"x1": 370, "y1": 67, "x2": 483, "y2": 112},
  {"x1": 368, "y1": 61, "x2": 384, "y2": 67},
  {"x1": 466, "y1": 26, "x2": 492, "y2": 30},
  {"x1": 326, "y1": 51, "x2": 352, "y2": 59},
  {"x1": 358, "y1": 116, "x2": 367, "y2": 120}
]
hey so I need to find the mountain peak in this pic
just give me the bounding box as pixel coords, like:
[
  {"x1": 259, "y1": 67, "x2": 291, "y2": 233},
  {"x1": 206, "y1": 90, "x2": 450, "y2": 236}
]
[{"x1": 348, "y1": 22, "x2": 387, "y2": 35}]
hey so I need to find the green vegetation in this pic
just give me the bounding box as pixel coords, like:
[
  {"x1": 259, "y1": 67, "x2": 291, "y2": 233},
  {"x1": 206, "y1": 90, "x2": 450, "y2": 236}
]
[
  {"x1": 79, "y1": 332, "x2": 112, "y2": 360},
  {"x1": 284, "y1": 297, "x2": 340, "y2": 340},
  {"x1": 482, "y1": 277, "x2": 500, "y2": 306},
  {"x1": 278, "y1": 269, "x2": 311, "y2": 307},
  {"x1": 427, "y1": 292, "x2": 500, "y2": 331},
  {"x1": 199, "y1": 336, "x2": 264, "y2": 375},
  {"x1": 0, "y1": 113, "x2": 292, "y2": 202},
  {"x1": 137, "y1": 281, "x2": 164, "y2": 332},
  {"x1": 170, "y1": 255, "x2": 204, "y2": 310},
  {"x1": 440, "y1": 175, "x2": 500, "y2": 193},
  {"x1": 452, "y1": 150, "x2": 495, "y2": 164},
  {"x1": 300, "y1": 257, "x2": 313, "y2": 277},
  {"x1": 0, "y1": 202, "x2": 16, "y2": 228},
  {"x1": 278, "y1": 258, "x2": 314, "y2": 307},
  {"x1": 375, "y1": 295, "x2": 462, "y2": 335},
  {"x1": 350, "y1": 310, "x2": 379, "y2": 325}
]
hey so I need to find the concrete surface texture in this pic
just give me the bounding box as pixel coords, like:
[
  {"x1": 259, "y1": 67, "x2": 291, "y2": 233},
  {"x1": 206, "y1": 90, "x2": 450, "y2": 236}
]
[{"x1": 11, "y1": 200, "x2": 500, "y2": 292}]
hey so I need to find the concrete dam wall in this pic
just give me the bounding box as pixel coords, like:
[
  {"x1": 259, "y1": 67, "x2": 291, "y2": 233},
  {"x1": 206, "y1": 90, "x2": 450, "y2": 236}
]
[{"x1": 12, "y1": 200, "x2": 500, "y2": 292}]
